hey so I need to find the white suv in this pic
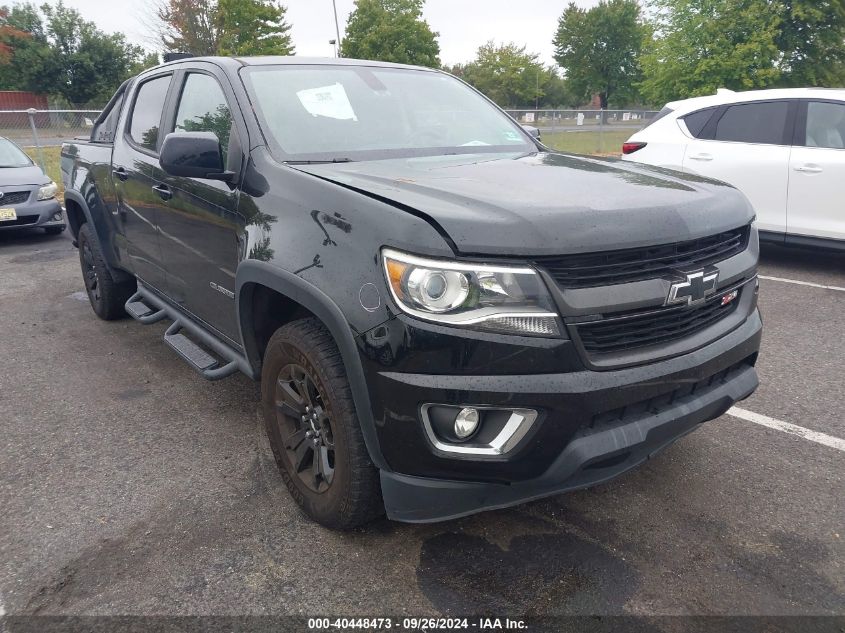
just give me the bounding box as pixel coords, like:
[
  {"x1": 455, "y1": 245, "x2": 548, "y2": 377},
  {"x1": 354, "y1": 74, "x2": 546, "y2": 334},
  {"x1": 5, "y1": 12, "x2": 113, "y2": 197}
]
[{"x1": 621, "y1": 88, "x2": 845, "y2": 249}]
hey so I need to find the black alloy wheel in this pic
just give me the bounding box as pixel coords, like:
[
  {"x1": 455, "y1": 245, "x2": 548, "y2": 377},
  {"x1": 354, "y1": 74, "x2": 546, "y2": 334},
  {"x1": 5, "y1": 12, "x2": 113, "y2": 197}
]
[
  {"x1": 81, "y1": 240, "x2": 101, "y2": 304},
  {"x1": 261, "y1": 318, "x2": 383, "y2": 529},
  {"x1": 76, "y1": 223, "x2": 135, "y2": 320},
  {"x1": 275, "y1": 363, "x2": 335, "y2": 493}
]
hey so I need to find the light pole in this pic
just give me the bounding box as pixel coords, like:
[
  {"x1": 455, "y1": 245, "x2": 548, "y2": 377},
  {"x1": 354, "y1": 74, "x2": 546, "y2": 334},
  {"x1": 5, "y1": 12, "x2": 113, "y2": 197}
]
[{"x1": 332, "y1": 0, "x2": 342, "y2": 58}]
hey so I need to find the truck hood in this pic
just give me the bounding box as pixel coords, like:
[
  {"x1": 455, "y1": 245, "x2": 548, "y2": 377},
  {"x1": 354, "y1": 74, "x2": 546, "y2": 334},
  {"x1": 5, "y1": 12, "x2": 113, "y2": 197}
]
[
  {"x1": 0, "y1": 165, "x2": 49, "y2": 187},
  {"x1": 292, "y1": 152, "x2": 754, "y2": 257}
]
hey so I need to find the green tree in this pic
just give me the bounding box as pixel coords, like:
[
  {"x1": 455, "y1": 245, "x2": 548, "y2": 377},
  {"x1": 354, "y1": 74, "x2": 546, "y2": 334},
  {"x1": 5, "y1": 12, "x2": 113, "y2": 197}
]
[
  {"x1": 553, "y1": 0, "x2": 646, "y2": 110},
  {"x1": 40, "y1": 2, "x2": 148, "y2": 105},
  {"x1": 156, "y1": 0, "x2": 219, "y2": 55},
  {"x1": 217, "y1": 0, "x2": 293, "y2": 56},
  {"x1": 640, "y1": 0, "x2": 781, "y2": 104},
  {"x1": 0, "y1": 2, "x2": 149, "y2": 105},
  {"x1": 341, "y1": 0, "x2": 440, "y2": 68},
  {"x1": 540, "y1": 67, "x2": 578, "y2": 108},
  {"x1": 776, "y1": 0, "x2": 845, "y2": 86},
  {"x1": 132, "y1": 51, "x2": 161, "y2": 75},
  {"x1": 0, "y1": 3, "x2": 46, "y2": 87},
  {"x1": 459, "y1": 41, "x2": 547, "y2": 108}
]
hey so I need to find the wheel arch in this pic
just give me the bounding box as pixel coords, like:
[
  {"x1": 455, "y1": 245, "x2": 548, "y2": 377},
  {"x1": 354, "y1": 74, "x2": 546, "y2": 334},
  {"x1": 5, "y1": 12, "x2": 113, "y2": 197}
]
[
  {"x1": 64, "y1": 190, "x2": 134, "y2": 283},
  {"x1": 63, "y1": 194, "x2": 87, "y2": 240},
  {"x1": 236, "y1": 260, "x2": 388, "y2": 471}
]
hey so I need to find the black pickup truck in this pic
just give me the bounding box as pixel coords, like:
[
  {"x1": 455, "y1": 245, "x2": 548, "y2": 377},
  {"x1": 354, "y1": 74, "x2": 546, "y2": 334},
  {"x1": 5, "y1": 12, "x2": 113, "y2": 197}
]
[{"x1": 61, "y1": 56, "x2": 762, "y2": 528}]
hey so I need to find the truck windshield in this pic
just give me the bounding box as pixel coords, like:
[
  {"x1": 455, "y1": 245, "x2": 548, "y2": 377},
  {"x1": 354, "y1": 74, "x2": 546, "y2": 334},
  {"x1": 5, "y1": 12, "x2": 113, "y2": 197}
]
[
  {"x1": 0, "y1": 138, "x2": 33, "y2": 168},
  {"x1": 241, "y1": 64, "x2": 535, "y2": 163}
]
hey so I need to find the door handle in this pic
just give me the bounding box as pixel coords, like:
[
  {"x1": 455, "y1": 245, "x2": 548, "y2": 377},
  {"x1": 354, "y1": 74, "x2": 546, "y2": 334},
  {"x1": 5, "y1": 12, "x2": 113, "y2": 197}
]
[
  {"x1": 794, "y1": 164, "x2": 823, "y2": 173},
  {"x1": 112, "y1": 167, "x2": 128, "y2": 181},
  {"x1": 151, "y1": 184, "x2": 172, "y2": 201},
  {"x1": 688, "y1": 153, "x2": 713, "y2": 161}
]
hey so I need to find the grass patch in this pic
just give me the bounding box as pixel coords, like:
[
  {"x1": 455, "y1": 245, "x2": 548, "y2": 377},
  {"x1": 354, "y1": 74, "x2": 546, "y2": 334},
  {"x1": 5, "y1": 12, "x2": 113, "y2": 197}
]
[
  {"x1": 24, "y1": 145, "x2": 63, "y2": 199},
  {"x1": 540, "y1": 130, "x2": 632, "y2": 156}
]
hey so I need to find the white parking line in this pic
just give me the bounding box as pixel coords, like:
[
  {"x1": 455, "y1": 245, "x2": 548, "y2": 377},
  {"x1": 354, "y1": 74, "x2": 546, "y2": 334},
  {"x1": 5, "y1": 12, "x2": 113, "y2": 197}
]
[
  {"x1": 759, "y1": 275, "x2": 845, "y2": 292},
  {"x1": 728, "y1": 407, "x2": 845, "y2": 452}
]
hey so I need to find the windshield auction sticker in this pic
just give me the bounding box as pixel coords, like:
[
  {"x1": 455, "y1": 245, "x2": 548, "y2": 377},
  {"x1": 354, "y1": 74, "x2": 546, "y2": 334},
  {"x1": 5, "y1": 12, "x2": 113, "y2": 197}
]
[{"x1": 297, "y1": 83, "x2": 358, "y2": 121}]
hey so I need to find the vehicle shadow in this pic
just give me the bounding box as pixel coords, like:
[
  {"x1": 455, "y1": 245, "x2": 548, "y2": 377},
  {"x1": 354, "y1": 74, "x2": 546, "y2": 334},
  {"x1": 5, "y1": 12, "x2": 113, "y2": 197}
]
[
  {"x1": 0, "y1": 227, "x2": 68, "y2": 248},
  {"x1": 759, "y1": 243, "x2": 845, "y2": 276}
]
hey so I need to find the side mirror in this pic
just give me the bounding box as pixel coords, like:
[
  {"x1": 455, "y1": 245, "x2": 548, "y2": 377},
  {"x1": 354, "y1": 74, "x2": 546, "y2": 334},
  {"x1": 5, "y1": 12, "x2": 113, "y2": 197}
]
[
  {"x1": 160, "y1": 131, "x2": 232, "y2": 180},
  {"x1": 522, "y1": 125, "x2": 541, "y2": 140}
]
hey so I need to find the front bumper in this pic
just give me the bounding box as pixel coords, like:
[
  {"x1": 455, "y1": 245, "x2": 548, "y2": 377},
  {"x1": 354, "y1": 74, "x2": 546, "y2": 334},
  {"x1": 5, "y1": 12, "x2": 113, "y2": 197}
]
[
  {"x1": 0, "y1": 198, "x2": 64, "y2": 231},
  {"x1": 359, "y1": 307, "x2": 762, "y2": 523}
]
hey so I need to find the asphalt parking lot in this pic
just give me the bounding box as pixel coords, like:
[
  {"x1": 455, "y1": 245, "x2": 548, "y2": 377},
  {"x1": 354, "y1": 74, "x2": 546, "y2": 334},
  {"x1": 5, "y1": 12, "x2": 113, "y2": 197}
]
[{"x1": 0, "y1": 228, "x2": 842, "y2": 627}]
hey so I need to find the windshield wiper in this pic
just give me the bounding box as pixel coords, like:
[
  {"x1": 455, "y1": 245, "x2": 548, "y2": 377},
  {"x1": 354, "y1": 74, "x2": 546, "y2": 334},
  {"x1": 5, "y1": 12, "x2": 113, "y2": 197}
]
[{"x1": 287, "y1": 158, "x2": 354, "y2": 165}]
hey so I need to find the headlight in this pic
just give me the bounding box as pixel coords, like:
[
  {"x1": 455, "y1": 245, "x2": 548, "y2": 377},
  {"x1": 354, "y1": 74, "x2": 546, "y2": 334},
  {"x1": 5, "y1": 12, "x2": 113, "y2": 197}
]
[
  {"x1": 382, "y1": 248, "x2": 561, "y2": 337},
  {"x1": 37, "y1": 182, "x2": 58, "y2": 201}
]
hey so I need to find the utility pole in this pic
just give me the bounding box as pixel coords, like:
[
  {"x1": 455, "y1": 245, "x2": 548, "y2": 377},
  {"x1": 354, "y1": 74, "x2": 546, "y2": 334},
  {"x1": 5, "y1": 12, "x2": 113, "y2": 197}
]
[{"x1": 332, "y1": 0, "x2": 342, "y2": 57}]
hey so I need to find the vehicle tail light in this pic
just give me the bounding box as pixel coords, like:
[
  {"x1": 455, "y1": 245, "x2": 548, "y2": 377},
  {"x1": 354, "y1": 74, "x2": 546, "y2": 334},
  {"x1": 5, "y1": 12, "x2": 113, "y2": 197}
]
[{"x1": 622, "y1": 142, "x2": 647, "y2": 155}]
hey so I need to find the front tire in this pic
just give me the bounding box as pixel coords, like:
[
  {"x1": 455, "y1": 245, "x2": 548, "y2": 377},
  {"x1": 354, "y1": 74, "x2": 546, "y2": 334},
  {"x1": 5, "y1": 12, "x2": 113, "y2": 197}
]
[
  {"x1": 261, "y1": 317, "x2": 383, "y2": 529},
  {"x1": 77, "y1": 223, "x2": 135, "y2": 320}
]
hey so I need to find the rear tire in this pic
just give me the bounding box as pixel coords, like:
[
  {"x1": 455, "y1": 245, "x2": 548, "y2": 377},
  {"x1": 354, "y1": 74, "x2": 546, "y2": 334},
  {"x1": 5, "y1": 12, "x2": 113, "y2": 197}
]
[
  {"x1": 261, "y1": 317, "x2": 383, "y2": 529},
  {"x1": 77, "y1": 223, "x2": 135, "y2": 320}
]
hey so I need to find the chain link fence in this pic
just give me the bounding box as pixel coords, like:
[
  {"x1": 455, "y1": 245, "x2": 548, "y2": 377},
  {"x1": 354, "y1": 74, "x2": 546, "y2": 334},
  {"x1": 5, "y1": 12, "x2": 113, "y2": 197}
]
[
  {"x1": 505, "y1": 109, "x2": 660, "y2": 154},
  {"x1": 1, "y1": 107, "x2": 661, "y2": 187},
  {"x1": 1, "y1": 109, "x2": 100, "y2": 172}
]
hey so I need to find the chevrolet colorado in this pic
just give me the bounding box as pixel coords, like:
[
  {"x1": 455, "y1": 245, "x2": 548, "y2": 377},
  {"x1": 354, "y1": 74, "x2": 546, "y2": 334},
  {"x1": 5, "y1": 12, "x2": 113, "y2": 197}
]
[{"x1": 61, "y1": 56, "x2": 761, "y2": 529}]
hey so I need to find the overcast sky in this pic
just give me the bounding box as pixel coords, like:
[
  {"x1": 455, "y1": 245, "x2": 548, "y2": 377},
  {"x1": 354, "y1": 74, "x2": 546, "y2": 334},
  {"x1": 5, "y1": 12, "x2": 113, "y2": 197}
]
[{"x1": 43, "y1": 0, "x2": 602, "y2": 66}]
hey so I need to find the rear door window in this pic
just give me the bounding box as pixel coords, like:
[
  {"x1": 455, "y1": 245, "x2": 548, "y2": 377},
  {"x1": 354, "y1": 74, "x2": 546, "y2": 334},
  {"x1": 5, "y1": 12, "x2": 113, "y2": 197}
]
[
  {"x1": 91, "y1": 90, "x2": 125, "y2": 144},
  {"x1": 713, "y1": 101, "x2": 789, "y2": 145},
  {"x1": 128, "y1": 75, "x2": 172, "y2": 152},
  {"x1": 681, "y1": 107, "x2": 716, "y2": 138},
  {"x1": 802, "y1": 101, "x2": 845, "y2": 149}
]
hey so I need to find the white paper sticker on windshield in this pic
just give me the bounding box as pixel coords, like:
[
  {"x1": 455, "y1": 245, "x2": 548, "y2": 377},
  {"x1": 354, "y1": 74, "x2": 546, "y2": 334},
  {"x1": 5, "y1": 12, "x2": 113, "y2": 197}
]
[{"x1": 296, "y1": 83, "x2": 357, "y2": 121}]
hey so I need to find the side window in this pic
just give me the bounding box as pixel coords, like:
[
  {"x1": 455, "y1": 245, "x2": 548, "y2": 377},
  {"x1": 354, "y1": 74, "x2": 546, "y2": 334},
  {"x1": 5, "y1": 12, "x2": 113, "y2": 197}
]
[
  {"x1": 681, "y1": 107, "x2": 716, "y2": 138},
  {"x1": 713, "y1": 101, "x2": 789, "y2": 145},
  {"x1": 641, "y1": 106, "x2": 674, "y2": 130},
  {"x1": 173, "y1": 73, "x2": 233, "y2": 162},
  {"x1": 91, "y1": 92, "x2": 124, "y2": 143},
  {"x1": 128, "y1": 75, "x2": 172, "y2": 152},
  {"x1": 804, "y1": 101, "x2": 845, "y2": 149}
]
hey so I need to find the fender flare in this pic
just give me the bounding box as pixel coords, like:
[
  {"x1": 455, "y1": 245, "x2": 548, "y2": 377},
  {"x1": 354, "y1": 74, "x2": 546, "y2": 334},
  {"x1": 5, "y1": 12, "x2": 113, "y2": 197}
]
[
  {"x1": 63, "y1": 190, "x2": 134, "y2": 283},
  {"x1": 63, "y1": 189, "x2": 96, "y2": 241},
  {"x1": 235, "y1": 259, "x2": 388, "y2": 471}
]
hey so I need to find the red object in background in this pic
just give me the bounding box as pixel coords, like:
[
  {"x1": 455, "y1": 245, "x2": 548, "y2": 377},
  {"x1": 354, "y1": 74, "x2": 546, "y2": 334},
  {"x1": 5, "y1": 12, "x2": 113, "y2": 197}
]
[
  {"x1": 622, "y1": 142, "x2": 647, "y2": 155},
  {"x1": 0, "y1": 91, "x2": 48, "y2": 110},
  {"x1": 0, "y1": 91, "x2": 50, "y2": 129}
]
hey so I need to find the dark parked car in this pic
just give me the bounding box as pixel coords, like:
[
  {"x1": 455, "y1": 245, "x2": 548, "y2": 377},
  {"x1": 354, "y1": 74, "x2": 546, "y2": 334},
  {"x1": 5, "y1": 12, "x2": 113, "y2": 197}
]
[
  {"x1": 61, "y1": 57, "x2": 762, "y2": 528},
  {"x1": 0, "y1": 136, "x2": 64, "y2": 234}
]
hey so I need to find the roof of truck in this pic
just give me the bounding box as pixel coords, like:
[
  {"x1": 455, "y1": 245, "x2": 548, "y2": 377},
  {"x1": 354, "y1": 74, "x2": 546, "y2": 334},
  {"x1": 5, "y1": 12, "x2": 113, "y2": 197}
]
[{"x1": 153, "y1": 55, "x2": 436, "y2": 73}]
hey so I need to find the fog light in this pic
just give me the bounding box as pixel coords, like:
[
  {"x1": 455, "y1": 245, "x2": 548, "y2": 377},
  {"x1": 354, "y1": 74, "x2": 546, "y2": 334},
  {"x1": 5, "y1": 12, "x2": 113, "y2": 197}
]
[
  {"x1": 422, "y1": 404, "x2": 539, "y2": 456},
  {"x1": 454, "y1": 407, "x2": 479, "y2": 439},
  {"x1": 52, "y1": 212, "x2": 63, "y2": 221}
]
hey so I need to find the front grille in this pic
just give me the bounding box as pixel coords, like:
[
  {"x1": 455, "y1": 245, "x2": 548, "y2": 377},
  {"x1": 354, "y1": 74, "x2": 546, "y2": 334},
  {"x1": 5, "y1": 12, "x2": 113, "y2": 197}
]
[
  {"x1": 0, "y1": 190, "x2": 32, "y2": 205},
  {"x1": 535, "y1": 225, "x2": 750, "y2": 289},
  {"x1": 0, "y1": 214, "x2": 39, "y2": 227},
  {"x1": 575, "y1": 287, "x2": 741, "y2": 355}
]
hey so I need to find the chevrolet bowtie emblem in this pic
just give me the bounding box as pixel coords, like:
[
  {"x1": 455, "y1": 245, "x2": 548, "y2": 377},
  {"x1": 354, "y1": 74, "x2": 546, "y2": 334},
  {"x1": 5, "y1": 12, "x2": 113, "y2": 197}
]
[{"x1": 666, "y1": 270, "x2": 719, "y2": 306}]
